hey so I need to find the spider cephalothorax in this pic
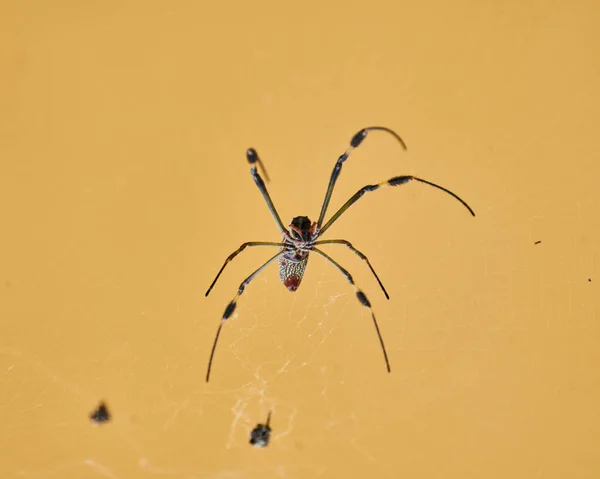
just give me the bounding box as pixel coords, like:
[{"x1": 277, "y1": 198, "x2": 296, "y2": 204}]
[{"x1": 204, "y1": 126, "x2": 476, "y2": 382}]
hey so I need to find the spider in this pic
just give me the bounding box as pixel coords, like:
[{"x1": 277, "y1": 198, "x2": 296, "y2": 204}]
[
  {"x1": 205, "y1": 126, "x2": 475, "y2": 382},
  {"x1": 249, "y1": 411, "x2": 272, "y2": 448}
]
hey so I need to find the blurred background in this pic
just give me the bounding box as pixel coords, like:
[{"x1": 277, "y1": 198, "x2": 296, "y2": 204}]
[{"x1": 1, "y1": 1, "x2": 599, "y2": 478}]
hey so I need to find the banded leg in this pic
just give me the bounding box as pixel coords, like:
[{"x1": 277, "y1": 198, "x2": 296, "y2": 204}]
[
  {"x1": 246, "y1": 148, "x2": 287, "y2": 233},
  {"x1": 206, "y1": 250, "x2": 283, "y2": 383},
  {"x1": 316, "y1": 126, "x2": 407, "y2": 229},
  {"x1": 311, "y1": 247, "x2": 391, "y2": 373},
  {"x1": 206, "y1": 242, "x2": 285, "y2": 296},
  {"x1": 315, "y1": 239, "x2": 389, "y2": 300},
  {"x1": 319, "y1": 175, "x2": 476, "y2": 236}
]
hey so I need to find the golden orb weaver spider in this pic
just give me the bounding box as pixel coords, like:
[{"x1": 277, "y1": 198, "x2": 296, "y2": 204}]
[{"x1": 205, "y1": 126, "x2": 475, "y2": 382}]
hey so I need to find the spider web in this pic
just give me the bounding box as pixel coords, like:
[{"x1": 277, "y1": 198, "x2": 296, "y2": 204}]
[
  {"x1": 217, "y1": 265, "x2": 356, "y2": 447},
  {"x1": 4, "y1": 255, "x2": 397, "y2": 478}
]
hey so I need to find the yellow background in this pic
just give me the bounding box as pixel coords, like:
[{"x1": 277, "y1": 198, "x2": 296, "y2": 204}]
[{"x1": 1, "y1": 1, "x2": 599, "y2": 477}]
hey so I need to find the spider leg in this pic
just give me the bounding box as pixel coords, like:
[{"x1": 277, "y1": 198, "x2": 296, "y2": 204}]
[
  {"x1": 206, "y1": 250, "x2": 283, "y2": 383},
  {"x1": 316, "y1": 126, "x2": 407, "y2": 229},
  {"x1": 318, "y1": 175, "x2": 475, "y2": 236},
  {"x1": 206, "y1": 241, "x2": 285, "y2": 296},
  {"x1": 314, "y1": 239, "x2": 389, "y2": 300},
  {"x1": 246, "y1": 148, "x2": 287, "y2": 233},
  {"x1": 311, "y1": 247, "x2": 391, "y2": 373}
]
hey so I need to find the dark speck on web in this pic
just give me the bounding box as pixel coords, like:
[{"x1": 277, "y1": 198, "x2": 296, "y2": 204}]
[
  {"x1": 250, "y1": 411, "x2": 272, "y2": 448},
  {"x1": 90, "y1": 401, "x2": 110, "y2": 425}
]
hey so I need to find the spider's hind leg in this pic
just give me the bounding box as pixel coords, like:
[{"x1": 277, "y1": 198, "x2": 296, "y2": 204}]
[
  {"x1": 206, "y1": 250, "x2": 283, "y2": 382},
  {"x1": 206, "y1": 241, "x2": 285, "y2": 297},
  {"x1": 311, "y1": 247, "x2": 391, "y2": 373},
  {"x1": 314, "y1": 239, "x2": 389, "y2": 299}
]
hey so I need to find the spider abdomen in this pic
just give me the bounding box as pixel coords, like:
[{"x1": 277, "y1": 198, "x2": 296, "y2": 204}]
[{"x1": 279, "y1": 252, "x2": 309, "y2": 292}]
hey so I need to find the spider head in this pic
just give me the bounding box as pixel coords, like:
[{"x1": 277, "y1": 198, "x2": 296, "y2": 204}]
[{"x1": 288, "y1": 216, "x2": 316, "y2": 242}]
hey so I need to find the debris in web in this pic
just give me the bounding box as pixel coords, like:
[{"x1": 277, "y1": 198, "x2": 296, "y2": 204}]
[
  {"x1": 249, "y1": 411, "x2": 272, "y2": 448},
  {"x1": 90, "y1": 401, "x2": 111, "y2": 425}
]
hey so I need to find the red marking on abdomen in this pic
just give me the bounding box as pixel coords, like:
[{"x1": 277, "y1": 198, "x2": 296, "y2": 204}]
[
  {"x1": 279, "y1": 255, "x2": 308, "y2": 292},
  {"x1": 284, "y1": 275, "x2": 301, "y2": 292}
]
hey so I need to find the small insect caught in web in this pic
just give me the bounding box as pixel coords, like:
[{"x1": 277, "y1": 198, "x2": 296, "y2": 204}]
[
  {"x1": 204, "y1": 126, "x2": 476, "y2": 381},
  {"x1": 89, "y1": 401, "x2": 111, "y2": 425},
  {"x1": 250, "y1": 411, "x2": 272, "y2": 448}
]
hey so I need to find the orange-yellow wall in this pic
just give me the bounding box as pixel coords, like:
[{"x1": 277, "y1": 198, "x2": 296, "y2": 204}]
[{"x1": 1, "y1": 1, "x2": 599, "y2": 478}]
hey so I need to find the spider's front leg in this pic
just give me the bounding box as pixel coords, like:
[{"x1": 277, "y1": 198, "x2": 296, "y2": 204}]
[
  {"x1": 246, "y1": 148, "x2": 287, "y2": 233},
  {"x1": 318, "y1": 175, "x2": 475, "y2": 236},
  {"x1": 316, "y1": 126, "x2": 407, "y2": 229}
]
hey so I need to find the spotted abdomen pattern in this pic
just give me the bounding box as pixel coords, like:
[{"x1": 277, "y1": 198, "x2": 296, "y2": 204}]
[{"x1": 279, "y1": 254, "x2": 308, "y2": 292}]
